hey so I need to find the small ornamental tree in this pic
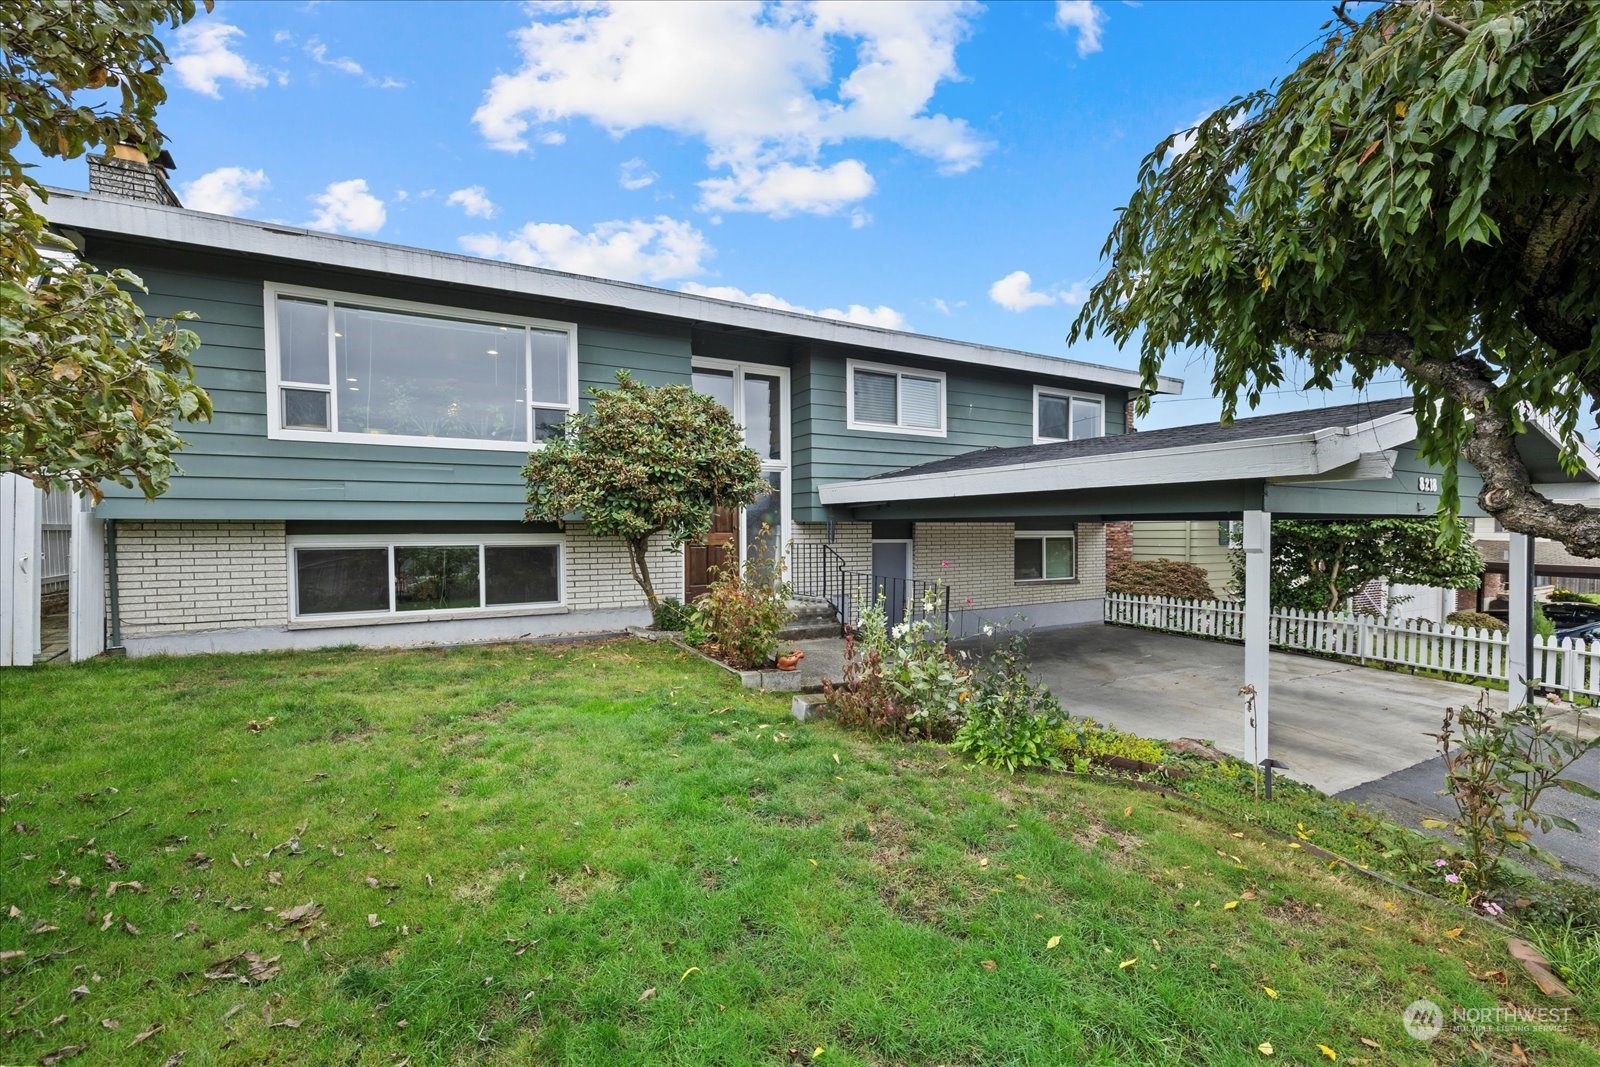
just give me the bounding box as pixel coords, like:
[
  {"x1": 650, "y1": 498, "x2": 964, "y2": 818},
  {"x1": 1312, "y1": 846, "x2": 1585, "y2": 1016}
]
[
  {"x1": 1, "y1": 0, "x2": 213, "y2": 501},
  {"x1": 1229, "y1": 518, "x2": 1482, "y2": 613},
  {"x1": 523, "y1": 371, "x2": 765, "y2": 611}
]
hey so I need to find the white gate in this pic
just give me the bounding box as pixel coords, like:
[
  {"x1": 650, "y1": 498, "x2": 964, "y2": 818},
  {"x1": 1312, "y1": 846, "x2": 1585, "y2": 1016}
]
[{"x1": 1, "y1": 474, "x2": 39, "y2": 666}]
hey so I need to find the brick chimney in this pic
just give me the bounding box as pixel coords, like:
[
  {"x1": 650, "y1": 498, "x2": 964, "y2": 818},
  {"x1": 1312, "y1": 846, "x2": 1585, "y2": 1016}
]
[{"x1": 87, "y1": 144, "x2": 182, "y2": 207}]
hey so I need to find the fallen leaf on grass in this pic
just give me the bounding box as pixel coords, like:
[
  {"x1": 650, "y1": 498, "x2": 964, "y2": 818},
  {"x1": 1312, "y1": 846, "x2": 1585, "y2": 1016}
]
[
  {"x1": 1046, "y1": 936, "x2": 1061, "y2": 950},
  {"x1": 267, "y1": 872, "x2": 283, "y2": 886},
  {"x1": 812, "y1": 1047, "x2": 825, "y2": 1059},
  {"x1": 268, "y1": 1019, "x2": 301, "y2": 1029},
  {"x1": 70, "y1": 985, "x2": 90, "y2": 1000},
  {"x1": 367, "y1": 914, "x2": 383, "y2": 929},
  {"x1": 40, "y1": 1046, "x2": 86, "y2": 1065},
  {"x1": 1118, "y1": 958, "x2": 1138, "y2": 969},
  {"x1": 1318, "y1": 1044, "x2": 1338, "y2": 1061},
  {"x1": 1123, "y1": 807, "x2": 1133, "y2": 817},
  {"x1": 638, "y1": 987, "x2": 656, "y2": 1002},
  {"x1": 980, "y1": 960, "x2": 997, "y2": 971},
  {"x1": 680, "y1": 967, "x2": 699, "y2": 982},
  {"x1": 205, "y1": 952, "x2": 281, "y2": 985},
  {"x1": 1444, "y1": 927, "x2": 1463, "y2": 938},
  {"x1": 100, "y1": 1019, "x2": 120, "y2": 1030},
  {"x1": 277, "y1": 902, "x2": 323, "y2": 925},
  {"x1": 105, "y1": 881, "x2": 145, "y2": 897},
  {"x1": 129, "y1": 1022, "x2": 164, "y2": 1047},
  {"x1": 1223, "y1": 901, "x2": 1239, "y2": 911},
  {"x1": 1258, "y1": 1042, "x2": 1274, "y2": 1056},
  {"x1": 1359, "y1": 1037, "x2": 1381, "y2": 1050},
  {"x1": 49, "y1": 1013, "x2": 67, "y2": 1026},
  {"x1": 100, "y1": 913, "x2": 115, "y2": 932},
  {"x1": 0, "y1": 948, "x2": 22, "y2": 962},
  {"x1": 1261, "y1": 986, "x2": 1277, "y2": 999}
]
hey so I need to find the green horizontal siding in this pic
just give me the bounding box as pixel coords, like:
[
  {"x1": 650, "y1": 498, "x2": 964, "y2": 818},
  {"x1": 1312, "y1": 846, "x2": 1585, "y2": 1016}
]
[
  {"x1": 96, "y1": 256, "x2": 692, "y2": 521},
  {"x1": 1265, "y1": 443, "x2": 1487, "y2": 519},
  {"x1": 795, "y1": 348, "x2": 1128, "y2": 522}
]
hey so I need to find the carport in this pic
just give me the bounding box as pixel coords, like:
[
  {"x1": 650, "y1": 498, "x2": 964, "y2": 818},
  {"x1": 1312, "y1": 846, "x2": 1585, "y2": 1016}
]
[{"x1": 819, "y1": 397, "x2": 1600, "y2": 773}]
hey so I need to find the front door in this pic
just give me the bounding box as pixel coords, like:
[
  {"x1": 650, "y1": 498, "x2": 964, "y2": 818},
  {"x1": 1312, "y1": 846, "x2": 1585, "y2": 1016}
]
[
  {"x1": 871, "y1": 540, "x2": 913, "y2": 625},
  {"x1": 684, "y1": 506, "x2": 740, "y2": 601}
]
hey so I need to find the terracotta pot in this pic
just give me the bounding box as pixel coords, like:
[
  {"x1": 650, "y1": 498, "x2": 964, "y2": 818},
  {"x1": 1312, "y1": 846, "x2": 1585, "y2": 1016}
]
[{"x1": 776, "y1": 650, "x2": 806, "y2": 671}]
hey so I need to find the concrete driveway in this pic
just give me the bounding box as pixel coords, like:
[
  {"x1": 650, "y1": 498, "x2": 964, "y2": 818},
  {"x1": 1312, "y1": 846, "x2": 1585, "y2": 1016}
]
[{"x1": 1015, "y1": 624, "x2": 1486, "y2": 794}]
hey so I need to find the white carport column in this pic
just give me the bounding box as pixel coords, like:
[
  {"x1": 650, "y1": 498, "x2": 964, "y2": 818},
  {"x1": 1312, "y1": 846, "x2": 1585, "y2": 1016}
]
[
  {"x1": 1507, "y1": 532, "x2": 1535, "y2": 709},
  {"x1": 1242, "y1": 510, "x2": 1272, "y2": 766}
]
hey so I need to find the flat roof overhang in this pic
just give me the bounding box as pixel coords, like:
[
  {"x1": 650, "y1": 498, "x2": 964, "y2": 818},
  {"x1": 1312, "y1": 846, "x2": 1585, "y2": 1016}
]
[{"x1": 819, "y1": 403, "x2": 1600, "y2": 523}]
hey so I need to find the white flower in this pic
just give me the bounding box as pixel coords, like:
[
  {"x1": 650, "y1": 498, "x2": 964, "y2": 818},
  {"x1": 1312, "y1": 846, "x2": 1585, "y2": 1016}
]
[
  {"x1": 891, "y1": 623, "x2": 909, "y2": 640},
  {"x1": 982, "y1": 624, "x2": 995, "y2": 637}
]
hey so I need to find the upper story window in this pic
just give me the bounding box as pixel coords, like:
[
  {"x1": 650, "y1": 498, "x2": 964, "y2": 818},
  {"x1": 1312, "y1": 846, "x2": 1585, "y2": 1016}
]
[
  {"x1": 266, "y1": 284, "x2": 577, "y2": 452},
  {"x1": 846, "y1": 359, "x2": 946, "y2": 437},
  {"x1": 1034, "y1": 387, "x2": 1105, "y2": 443}
]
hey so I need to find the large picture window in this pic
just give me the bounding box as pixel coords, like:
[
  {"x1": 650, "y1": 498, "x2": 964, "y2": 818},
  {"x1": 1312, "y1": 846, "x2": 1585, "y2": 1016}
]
[
  {"x1": 1014, "y1": 529, "x2": 1077, "y2": 582},
  {"x1": 289, "y1": 536, "x2": 562, "y2": 619},
  {"x1": 1034, "y1": 388, "x2": 1105, "y2": 443},
  {"x1": 846, "y1": 359, "x2": 945, "y2": 437},
  {"x1": 267, "y1": 285, "x2": 576, "y2": 451}
]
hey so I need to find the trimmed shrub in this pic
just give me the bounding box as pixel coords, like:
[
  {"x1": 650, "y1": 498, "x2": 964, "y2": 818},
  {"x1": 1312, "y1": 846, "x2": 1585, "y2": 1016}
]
[
  {"x1": 652, "y1": 597, "x2": 692, "y2": 631},
  {"x1": 1107, "y1": 558, "x2": 1216, "y2": 600},
  {"x1": 1445, "y1": 610, "x2": 1507, "y2": 632},
  {"x1": 1054, "y1": 718, "x2": 1168, "y2": 766},
  {"x1": 1550, "y1": 589, "x2": 1600, "y2": 605}
]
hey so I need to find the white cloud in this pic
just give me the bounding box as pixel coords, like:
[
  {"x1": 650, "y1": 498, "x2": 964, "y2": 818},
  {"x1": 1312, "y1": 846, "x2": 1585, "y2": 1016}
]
[
  {"x1": 305, "y1": 37, "x2": 364, "y2": 76},
  {"x1": 172, "y1": 21, "x2": 268, "y2": 98},
  {"x1": 375, "y1": 76, "x2": 407, "y2": 90},
  {"x1": 473, "y1": 1, "x2": 986, "y2": 218},
  {"x1": 460, "y1": 216, "x2": 711, "y2": 284},
  {"x1": 619, "y1": 158, "x2": 658, "y2": 191},
  {"x1": 988, "y1": 270, "x2": 1089, "y2": 313},
  {"x1": 681, "y1": 283, "x2": 910, "y2": 331},
  {"x1": 446, "y1": 185, "x2": 497, "y2": 219},
  {"x1": 1055, "y1": 1, "x2": 1107, "y2": 57},
  {"x1": 932, "y1": 297, "x2": 966, "y2": 315},
  {"x1": 698, "y1": 159, "x2": 874, "y2": 218},
  {"x1": 179, "y1": 166, "x2": 269, "y2": 215},
  {"x1": 308, "y1": 178, "x2": 387, "y2": 234},
  {"x1": 537, "y1": 131, "x2": 567, "y2": 146}
]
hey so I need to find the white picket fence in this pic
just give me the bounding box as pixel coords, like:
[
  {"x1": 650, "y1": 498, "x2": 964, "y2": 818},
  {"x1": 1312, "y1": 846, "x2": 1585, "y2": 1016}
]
[{"x1": 1104, "y1": 592, "x2": 1600, "y2": 699}]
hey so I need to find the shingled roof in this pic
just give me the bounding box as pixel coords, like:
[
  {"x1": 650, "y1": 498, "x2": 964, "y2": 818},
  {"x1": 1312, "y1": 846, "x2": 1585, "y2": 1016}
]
[{"x1": 865, "y1": 396, "x2": 1416, "y2": 482}]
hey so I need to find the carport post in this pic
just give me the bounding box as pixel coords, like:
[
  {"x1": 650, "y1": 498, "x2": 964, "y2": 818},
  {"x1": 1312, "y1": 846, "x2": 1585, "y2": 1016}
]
[
  {"x1": 1507, "y1": 531, "x2": 1534, "y2": 709},
  {"x1": 1242, "y1": 510, "x2": 1272, "y2": 767}
]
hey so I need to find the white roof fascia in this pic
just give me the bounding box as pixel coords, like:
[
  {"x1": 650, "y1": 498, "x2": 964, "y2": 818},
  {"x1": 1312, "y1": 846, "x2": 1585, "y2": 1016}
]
[
  {"x1": 819, "y1": 411, "x2": 1419, "y2": 507},
  {"x1": 43, "y1": 189, "x2": 1182, "y2": 396}
]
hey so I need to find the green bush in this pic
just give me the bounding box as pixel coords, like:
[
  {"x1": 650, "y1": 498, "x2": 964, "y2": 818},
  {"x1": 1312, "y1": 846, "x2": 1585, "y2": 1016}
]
[
  {"x1": 690, "y1": 536, "x2": 788, "y2": 669},
  {"x1": 1107, "y1": 559, "x2": 1216, "y2": 600},
  {"x1": 1054, "y1": 718, "x2": 1167, "y2": 766},
  {"x1": 1529, "y1": 919, "x2": 1600, "y2": 994},
  {"x1": 1444, "y1": 610, "x2": 1507, "y2": 632},
  {"x1": 824, "y1": 593, "x2": 967, "y2": 740},
  {"x1": 949, "y1": 629, "x2": 1064, "y2": 773},
  {"x1": 652, "y1": 597, "x2": 693, "y2": 631},
  {"x1": 1549, "y1": 589, "x2": 1600, "y2": 605}
]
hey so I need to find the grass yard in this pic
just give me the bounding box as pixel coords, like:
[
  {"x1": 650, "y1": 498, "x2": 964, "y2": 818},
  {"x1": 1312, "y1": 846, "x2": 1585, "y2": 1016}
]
[{"x1": 2, "y1": 638, "x2": 1596, "y2": 1066}]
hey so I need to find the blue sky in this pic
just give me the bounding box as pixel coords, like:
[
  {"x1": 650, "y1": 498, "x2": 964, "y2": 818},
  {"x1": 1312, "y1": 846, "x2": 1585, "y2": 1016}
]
[{"x1": 30, "y1": 0, "x2": 1412, "y2": 428}]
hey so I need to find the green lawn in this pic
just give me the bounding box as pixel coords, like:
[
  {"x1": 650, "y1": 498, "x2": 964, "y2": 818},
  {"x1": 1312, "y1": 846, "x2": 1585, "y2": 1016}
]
[{"x1": 2, "y1": 639, "x2": 1595, "y2": 1065}]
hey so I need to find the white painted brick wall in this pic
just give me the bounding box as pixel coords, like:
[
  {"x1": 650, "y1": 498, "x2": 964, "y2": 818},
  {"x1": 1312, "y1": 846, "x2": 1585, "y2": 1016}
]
[
  {"x1": 114, "y1": 520, "x2": 684, "y2": 637},
  {"x1": 563, "y1": 524, "x2": 683, "y2": 610},
  {"x1": 912, "y1": 521, "x2": 1105, "y2": 611},
  {"x1": 790, "y1": 521, "x2": 872, "y2": 574},
  {"x1": 115, "y1": 521, "x2": 288, "y2": 636}
]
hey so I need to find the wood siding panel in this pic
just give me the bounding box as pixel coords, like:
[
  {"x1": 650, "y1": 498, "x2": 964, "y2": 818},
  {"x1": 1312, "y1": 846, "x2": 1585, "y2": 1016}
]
[
  {"x1": 96, "y1": 259, "x2": 693, "y2": 520},
  {"x1": 794, "y1": 350, "x2": 1128, "y2": 521}
]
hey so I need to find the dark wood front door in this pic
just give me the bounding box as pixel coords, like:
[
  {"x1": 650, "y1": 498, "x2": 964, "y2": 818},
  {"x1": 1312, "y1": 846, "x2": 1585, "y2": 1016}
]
[{"x1": 684, "y1": 507, "x2": 740, "y2": 601}]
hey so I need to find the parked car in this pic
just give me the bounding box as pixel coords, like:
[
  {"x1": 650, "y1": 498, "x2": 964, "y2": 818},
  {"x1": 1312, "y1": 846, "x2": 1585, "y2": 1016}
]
[
  {"x1": 1555, "y1": 618, "x2": 1600, "y2": 643},
  {"x1": 1542, "y1": 601, "x2": 1600, "y2": 629}
]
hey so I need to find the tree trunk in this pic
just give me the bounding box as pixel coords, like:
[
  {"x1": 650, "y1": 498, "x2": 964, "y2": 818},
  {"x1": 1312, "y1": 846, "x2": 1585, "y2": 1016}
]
[{"x1": 626, "y1": 536, "x2": 659, "y2": 613}]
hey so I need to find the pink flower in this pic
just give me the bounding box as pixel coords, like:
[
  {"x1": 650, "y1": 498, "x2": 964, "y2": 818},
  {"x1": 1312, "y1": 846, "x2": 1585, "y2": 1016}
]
[
  {"x1": 1434, "y1": 859, "x2": 1448, "y2": 868},
  {"x1": 1482, "y1": 901, "x2": 1504, "y2": 916},
  {"x1": 1444, "y1": 873, "x2": 1461, "y2": 884},
  {"x1": 941, "y1": 559, "x2": 950, "y2": 568}
]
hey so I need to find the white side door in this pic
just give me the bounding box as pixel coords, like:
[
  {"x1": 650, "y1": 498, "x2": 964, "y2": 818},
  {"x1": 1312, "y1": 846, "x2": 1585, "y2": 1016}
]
[{"x1": 0, "y1": 474, "x2": 39, "y2": 666}]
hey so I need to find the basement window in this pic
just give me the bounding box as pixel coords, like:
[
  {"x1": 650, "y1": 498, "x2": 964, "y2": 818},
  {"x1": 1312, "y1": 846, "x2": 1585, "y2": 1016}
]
[{"x1": 289, "y1": 535, "x2": 563, "y2": 619}]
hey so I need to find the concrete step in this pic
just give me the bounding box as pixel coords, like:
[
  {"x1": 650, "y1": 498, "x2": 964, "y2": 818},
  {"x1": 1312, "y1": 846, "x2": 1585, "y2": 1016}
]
[
  {"x1": 785, "y1": 599, "x2": 838, "y2": 624},
  {"x1": 778, "y1": 622, "x2": 844, "y2": 642}
]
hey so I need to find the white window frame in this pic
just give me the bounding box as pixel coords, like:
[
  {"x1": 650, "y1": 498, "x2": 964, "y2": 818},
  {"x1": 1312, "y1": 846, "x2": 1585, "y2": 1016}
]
[
  {"x1": 1032, "y1": 386, "x2": 1106, "y2": 444},
  {"x1": 264, "y1": 282, "x2": 579, "y2": 453},
  {"x1": 286, "y1": 532, "x2": 565, "y2": 622},
  {"x1": 690, "y1": 357, "x2": 792, "y2": 568},
  {"x1": 846, "y1": 358, "x2": 947, "y2": 438},
  {"x1": 1013, "y1": 528, "x2": 1078, "y2": 583}
]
